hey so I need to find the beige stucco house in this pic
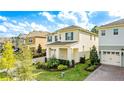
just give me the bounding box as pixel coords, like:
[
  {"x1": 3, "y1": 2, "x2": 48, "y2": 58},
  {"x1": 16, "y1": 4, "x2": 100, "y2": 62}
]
[
  {"x1": 46, "y1": 25, "x2": 98, "y2": 63},
  {"x1": 26, "y1": 31, "x2": 49, "y2": 51}
]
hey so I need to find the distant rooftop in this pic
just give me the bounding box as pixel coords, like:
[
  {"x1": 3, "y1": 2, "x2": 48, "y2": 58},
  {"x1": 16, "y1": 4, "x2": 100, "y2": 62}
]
[{"x1": 27, "y1": 31, "x2": 49, "y2": 38}]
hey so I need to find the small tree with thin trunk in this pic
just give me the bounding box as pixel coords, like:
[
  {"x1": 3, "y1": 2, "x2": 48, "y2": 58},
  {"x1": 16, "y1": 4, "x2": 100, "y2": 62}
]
[
  {"x1": 16, "y1": 46, "x2": 35, "y2": 81},
  {"x1": 0, "y1": 41, "x2": 16, "y2": 80},
  {"x1": 37, "y1": 44, "x2": 42, "y2": 54},
  {"x1": 90, "y1": 45, "x2": 99, "y2": 65}
]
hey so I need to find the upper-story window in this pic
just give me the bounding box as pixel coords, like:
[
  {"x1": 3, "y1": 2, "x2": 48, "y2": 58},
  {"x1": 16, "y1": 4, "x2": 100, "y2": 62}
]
[
  {"x1": 101, "y1": 30, "x2": 106, "y2": 36},
  {"x1": 113, "y1": 29, "x2": 118, "y2": 35},
  {"x1": 29, "y1": 38, "x2": 33, "y2": 43},
  {"x1": 47, "y1": 36, "x2": 52, "y2": 42},
  {"x1": 55, "y1": 36, "x2": 58, "y2": 41},
  {"x1": 65, "y1": 32, "x2": 73, "y2": 40}
]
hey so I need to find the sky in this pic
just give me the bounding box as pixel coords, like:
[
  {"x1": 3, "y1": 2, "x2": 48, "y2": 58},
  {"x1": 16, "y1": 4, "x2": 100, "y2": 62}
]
[{"x1": 0, "y1": 11, "x2": 123, "y2": 37}]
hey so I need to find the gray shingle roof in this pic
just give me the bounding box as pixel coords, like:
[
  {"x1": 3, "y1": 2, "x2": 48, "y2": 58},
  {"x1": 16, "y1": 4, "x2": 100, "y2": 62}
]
[{"x1": 100, "y1": 19, "x2": 124, "y2": 27}]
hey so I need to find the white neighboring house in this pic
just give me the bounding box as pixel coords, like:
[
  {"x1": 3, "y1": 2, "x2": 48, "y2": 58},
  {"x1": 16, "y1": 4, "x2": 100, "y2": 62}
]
[
  {"x1": 99, "y1": 19, "x2": 124, "y2": 67},
  {"x1": 46, "y1": 25, "x2": 98, "y2": 63}
]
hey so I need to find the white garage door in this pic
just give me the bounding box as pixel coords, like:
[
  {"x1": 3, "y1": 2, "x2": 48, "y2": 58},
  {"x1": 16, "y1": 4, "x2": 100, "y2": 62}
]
[{"x1": 101, "y1": 51, "x2": 121, "y2": 66}]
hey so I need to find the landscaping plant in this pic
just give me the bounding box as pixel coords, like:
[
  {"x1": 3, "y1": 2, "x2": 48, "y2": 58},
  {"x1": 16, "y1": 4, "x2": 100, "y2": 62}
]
[
  {"x1": 16, "y1": 46, "x2": 35, "y2": 81},
  {"x1": 57, "y1": 64, "x2": 68, "y2": 71},
  {"x1": 90, "y1": 45, "x2": 99, "y2": 65},
  {"x1": 47, "y1": 57, "x2": 60, "y2": 68},
  {"x1": 0, "y1": 41, "x2": 16, "y2": 80}
]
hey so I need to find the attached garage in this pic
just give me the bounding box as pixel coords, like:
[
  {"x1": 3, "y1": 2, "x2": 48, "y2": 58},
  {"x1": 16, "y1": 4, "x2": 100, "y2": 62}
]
[{"x1": 101, "y1": 50, "x2": 121, "y2": 66}]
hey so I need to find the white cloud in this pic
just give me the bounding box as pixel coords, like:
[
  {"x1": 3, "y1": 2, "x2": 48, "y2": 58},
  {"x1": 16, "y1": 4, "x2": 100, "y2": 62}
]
[
  {"x1": 40, "y1": 12, "x2": 56, "y2": 22},
  {"x1": 12, "y1": 20, "x2": 17, "y2": 24},
  {"x1": 57, "y1": 24, "x2": 69, "y2": 29},
  {"x1": 31, "y1": 22, "x2": 48, "y2": 31},
  {"x1": 0, "y1": 16, "x2": 7, "y2": 21},
  {"x1": 57, "y1": 11, "x2": 94, "y2": 30},
  {"x1": 0, "y1": 25, "x2": 7, "y2": 32},
  {"x1": 108, "y1": 11, "x2": 124, "y2": 18}
]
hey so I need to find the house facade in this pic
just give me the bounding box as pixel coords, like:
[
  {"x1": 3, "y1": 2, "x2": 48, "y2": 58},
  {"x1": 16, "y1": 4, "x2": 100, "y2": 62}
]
[
  {"x1": 26, "y1": 31, "x2": 49, "y2": 51},
  {"x1": 46, "y1": 25, "x2": 98, "y2": 63},
  {"x1": 99, "y1": 19, "x2": 124, "y2": 67}
]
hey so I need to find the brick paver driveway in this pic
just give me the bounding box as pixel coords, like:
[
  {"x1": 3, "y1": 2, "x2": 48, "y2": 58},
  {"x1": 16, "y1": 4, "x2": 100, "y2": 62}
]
[{"x1": 85, "y1": 64, "x2": 124, "y2": 81}]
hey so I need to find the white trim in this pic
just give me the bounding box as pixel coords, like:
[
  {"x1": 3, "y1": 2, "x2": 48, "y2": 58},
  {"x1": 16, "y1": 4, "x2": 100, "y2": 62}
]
[
  {"x1": 99, "y1": 44, "x2": 124, "y2": 46},
  {"x1": 101, "y1": 50, "x2": 122, "y2": 67},
  {"x1": 101, "y1": 50, "x2": 121, "y2": 52}
]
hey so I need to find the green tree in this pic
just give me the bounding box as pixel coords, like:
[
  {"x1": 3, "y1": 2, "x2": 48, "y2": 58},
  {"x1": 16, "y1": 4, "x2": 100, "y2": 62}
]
[
  {"x1": 90, "y1": 45, "x2": 99, "y2": 65},
  {"x1": 0, "y1": 41, "x2": 16, "y2": 79},
  {"x1": 91, "y1": 26, "x2": 98, "y2": 34},
  {"x1": 37, "y1": 44, "x2": 42, "y2": 54},
  {"x1": 16, "y1": 46, "x2": 35, "y2": 81}
]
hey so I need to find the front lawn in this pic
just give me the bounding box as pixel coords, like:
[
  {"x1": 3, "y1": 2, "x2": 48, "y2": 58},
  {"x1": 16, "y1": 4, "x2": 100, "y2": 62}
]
[
  {"x1": 0, "y1": 60, "x2": 93, "y2": 81},
  {"x1": 35, "y1": 60, "x2": 91, "y2": 81}
]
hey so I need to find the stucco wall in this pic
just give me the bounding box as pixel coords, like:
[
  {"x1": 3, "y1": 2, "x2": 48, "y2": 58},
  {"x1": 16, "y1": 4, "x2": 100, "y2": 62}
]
[{"x1": 35, "y1": 37, "x2": 47, "y2": 49}]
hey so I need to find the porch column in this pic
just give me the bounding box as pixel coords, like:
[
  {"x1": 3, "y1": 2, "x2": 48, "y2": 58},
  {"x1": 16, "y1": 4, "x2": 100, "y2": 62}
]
[
  {"x1": 56, "y1": 48, "x2": 59, "y2": 59},
  {"x1": 46, "y1": 48, "x2": 50, "y2": 58},
  {"x1": 67, "y1": 48, "x2": 73, "y2": 61}
]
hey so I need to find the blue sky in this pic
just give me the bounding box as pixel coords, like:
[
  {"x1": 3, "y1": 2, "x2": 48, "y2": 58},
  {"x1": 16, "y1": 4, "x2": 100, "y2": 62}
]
[{"x1": 0, "y1": 11, "x2": 123, "y2": 37}]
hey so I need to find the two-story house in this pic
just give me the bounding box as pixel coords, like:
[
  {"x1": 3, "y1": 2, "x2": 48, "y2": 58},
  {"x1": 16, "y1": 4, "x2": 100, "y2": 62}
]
[
  {"x1": 99, "y1": 19, "x2": 124, "y2": 67},
  {"x1": 47, "y1": 25, "x2": 98, "y2": 63},
  {"x1": 26, "y1": 31, "x2": 49, "y2": 51}
]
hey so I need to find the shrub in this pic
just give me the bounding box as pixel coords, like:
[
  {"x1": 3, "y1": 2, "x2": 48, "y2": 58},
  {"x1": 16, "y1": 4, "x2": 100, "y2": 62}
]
[
  {"x1": 41, "y1": 63, "x2": 48, "y2": 69},
  {"x1": 86, "y1": 65, "x2": 96, "y2": 72},
  {"x1": 80, "y1": 57, "x2": 85, "y2": 64},
  {"x1": 58, "y1": 59, "x2": 70, "y2": 66},
  {"x1": 47, "y1": 57, "x2": 60, "y2": 68},
  {"x1": 35, "y1": 62, "x2": 48, "y2": 69},
  {"x1": 57, "y1": 64, "x2": 68, "y2": 71},
  {"x1": 35, "y1": 62, "x2": 42, "y2": 69},
  {"x1": 90, "y1": 45, "x2": 99, "y2": 65}
]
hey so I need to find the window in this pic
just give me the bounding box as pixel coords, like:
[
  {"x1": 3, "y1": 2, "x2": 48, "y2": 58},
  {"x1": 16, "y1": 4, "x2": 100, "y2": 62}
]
[
  {"x1": 112, "y1": 52, "x2": 115, "y2": 54},
  {"x1": 65, "y1": 32, "x2": 73, "y2": 40},
  {"x1": 101, "y1": 30, "x2": 105, "y2": 36},
  {"x1": 103, "y1": 51, "x2": 106, "y2": 55},
  {"x1": 116, "y1": 52, "x2": 120, "y2": 55},
  {"x1": 47, "y1": 36, "x2": 52, "y2": 42},
  {"x1": 55, "y1": 36, "x2": 58, "y2": 41},
  {"x1": 107, "y1": 51, "x2": 110, "y2": 54},
  {"x1": 29, "y1": 38, "x2": 33, "y2": 43},
  {"x1": 113, "y1": 29, "x2": 118, "y2": 35}
]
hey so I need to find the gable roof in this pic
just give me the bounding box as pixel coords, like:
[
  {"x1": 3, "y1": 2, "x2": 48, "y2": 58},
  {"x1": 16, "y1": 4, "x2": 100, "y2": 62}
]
[
  {"x1": 48, "y1": 25, "x2": 97, "y2": 36},
  {"x1": 27, "y1": 31, "x2": 49, "y2": 38},
  {"x1": 100, "y1": 19, "x2": 124, "y2": 28}
]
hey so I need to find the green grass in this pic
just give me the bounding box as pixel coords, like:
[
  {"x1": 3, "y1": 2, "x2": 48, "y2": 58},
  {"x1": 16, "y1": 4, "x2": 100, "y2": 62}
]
[
  {"x1": 0, "y1": 60, "x2": 92, "y2": 81},
  {"x1": 35, "y1": 60, "x2": 91, "y2": 81}
]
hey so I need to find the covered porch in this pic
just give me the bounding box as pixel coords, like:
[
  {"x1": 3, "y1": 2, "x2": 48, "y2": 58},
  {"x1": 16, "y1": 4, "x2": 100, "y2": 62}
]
[{"x1": 47, "y1": 47, "x2": 79, "y2": 63}]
